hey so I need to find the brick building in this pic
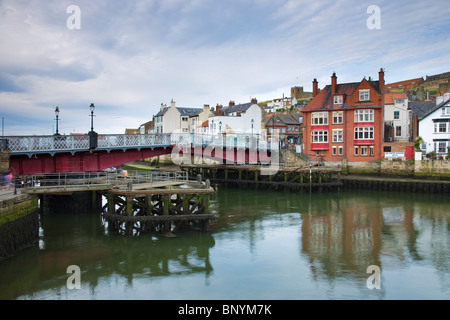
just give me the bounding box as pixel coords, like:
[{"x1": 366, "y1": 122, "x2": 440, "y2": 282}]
[{"x1": 301, "y1": 69, "x2": 385, "y2": 163}]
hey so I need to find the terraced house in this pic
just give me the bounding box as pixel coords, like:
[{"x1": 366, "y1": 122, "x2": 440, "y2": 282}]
[{"x1": 302, "y1": 69, "x2": 385, "y2": 163}]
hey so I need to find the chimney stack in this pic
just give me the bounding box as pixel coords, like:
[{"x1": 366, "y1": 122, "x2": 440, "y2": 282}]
[
  {"x1": 379, "y1": 68, "x2": 385, "y2": 93},
  {"x1": 331, "y1": 72, "x2": 337, "y2": 95},
  {"x1": 312, "y1": 78, "x2": 318, "y2": 97},
  {"x1": 229, "y1": 100, "x2": 235, "y2": 107},
  {"x1": 170, "y1": 99, "x2": 176, "y2": 108},
  {"x1": 251, "y1": 98, "x2": 258, "y2": 104}
]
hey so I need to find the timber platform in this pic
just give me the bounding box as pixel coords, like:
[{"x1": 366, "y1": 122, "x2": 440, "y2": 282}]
[
  {"x1": 21, "y1": 171, "x2": 216, "y2": 235},
  {"x1": 180, "y1": 164, "x2": 342, "y2": 192}
]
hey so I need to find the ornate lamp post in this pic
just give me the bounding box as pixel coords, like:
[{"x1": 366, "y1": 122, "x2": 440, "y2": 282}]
[
  {"x1": 54, "y1": 106, "x2": 60, "y2": 136},
  {"x1": 88, "y1": 103, "x2": 98, "y2": 150}
]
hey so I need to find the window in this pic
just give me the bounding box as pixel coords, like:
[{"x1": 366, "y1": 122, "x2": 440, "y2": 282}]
[
  {"x1": 359, "y1": 90, "x2": 370, "y2": 101},
  {"x1": 354, "y1": 127, "x2": 374, "y2": 140},
  {"x1": 182, "y1": 128, "x2": 188, "y2": 133},
  {"x1": 442, "y1": 107, "x2": 450, "y2": 116},
  {"x1": 437, "y1": 142, "x2": 447, "y2": 153},
  {"x1": 339, "y1": 146, "x2": 343, "y2": 156},
  {"x1": 333, "y1": 95, "x2": 343, "y2": 105},
  {"x1": 287, "y1": 126, "x2": 292, "y2": 131},
  {"x1": 354, "y1": 109, "x2": 374, "y2": 122},
  {"x1": 395, "y1": 126, "x2": 402, "y2": 137},
  {"x1": 394, "y1": 111, "x2": 400, "y2": 120},
  {"x1": 370, "y1": 146, "x2": 374, "y2": 157},
  {"x1": 182, "y1": 117, "x2": 188, "y2": 122},
  {"x1": 191, "y1": 118, "x2": 196, "y2": 125},
  {"x1": 361, "y1": 146, "x2": 368, "y2": 156},
  {"x1": 354, "y1": 146, "x2": 359, "y2": 156},
  {"x1": 333, "y1": 111, "x2": 343, "y2": 124},
  {"x1": 311, "y1": 131, "x2": 328, "y2": 143},
  {"x1": 395, "y1": 99, "x2": 405, "y2": 104},
  {"x1": 332, "y1": 129, "x2": 343, "y2": 142},
  {"x1": 435, "y1": 122, "x2": 449, "y2": 133},
  {"x1": 311, "y1": 112, "x2": 328, "y2": 125},
  {"x1": 332, "y1": 146, "x2": 337, "y2": 156}
]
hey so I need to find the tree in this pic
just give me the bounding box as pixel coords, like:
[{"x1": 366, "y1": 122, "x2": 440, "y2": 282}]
[{"x1": 414, "y1": 136, "x2": 424, "y2": 151}]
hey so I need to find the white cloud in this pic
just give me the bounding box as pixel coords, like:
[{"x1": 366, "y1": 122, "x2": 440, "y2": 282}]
[{"x1": 0, "y1": 0, "x2": 450, "y2": 135}]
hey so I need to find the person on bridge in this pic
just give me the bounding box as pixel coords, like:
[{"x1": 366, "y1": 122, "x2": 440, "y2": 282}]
[{"x1": 2, "y1": 169, "x2": 13, "y2": 190}]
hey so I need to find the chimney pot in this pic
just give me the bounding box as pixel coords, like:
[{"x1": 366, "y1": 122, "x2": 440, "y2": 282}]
[
  {"x1": 331, "y1": 72, "x2": 337, "y2": 95},
  {"x1": 312, "y1": 79, "x2": 318, "y2": 97}
]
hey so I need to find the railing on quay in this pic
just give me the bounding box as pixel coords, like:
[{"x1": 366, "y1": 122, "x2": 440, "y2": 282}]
[{"x1": 13, "y1": 170, "x2": 189, "y2": 193}]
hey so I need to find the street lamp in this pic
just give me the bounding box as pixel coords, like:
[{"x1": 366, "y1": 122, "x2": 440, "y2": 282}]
[
  {"x1": 90, "y1": 103, "x2": 95, "y2": 132},
  {"x1": 88, "y1": 103, "x2": 98, "y2": 150},
  {"x1": 54, "y1": 106, "x2": 60, "y2": 135}
]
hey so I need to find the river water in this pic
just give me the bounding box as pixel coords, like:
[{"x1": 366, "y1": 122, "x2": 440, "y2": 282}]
[{"x1": 0, "y1": 187, "x2": 448, "y2": 300}]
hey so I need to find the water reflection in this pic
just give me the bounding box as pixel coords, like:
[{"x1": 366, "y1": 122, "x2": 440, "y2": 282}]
[{"x1": 0, "y1": 188, "x2": 448, "y2": 299}]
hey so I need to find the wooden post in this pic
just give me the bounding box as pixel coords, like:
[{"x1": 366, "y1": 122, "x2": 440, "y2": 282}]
[
  {"x1": 126, "y1": 196, "x2": 133, "y2": 216},
  {"x1": 146, "y1": 195, "x2": 152, "y2": 216}
]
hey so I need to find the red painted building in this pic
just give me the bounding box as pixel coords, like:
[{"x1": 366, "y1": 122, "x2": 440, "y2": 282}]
[{"x1": 302, "y1": 69, "x2": 385, "y2": 162}]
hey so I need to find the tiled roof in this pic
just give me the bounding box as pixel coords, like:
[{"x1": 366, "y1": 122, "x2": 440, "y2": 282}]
[
  {"x1": 302, "y1": 80, "x2": 382, "y2": 113},
  {"x1": 384, "y1": 92, "x2": 407, "y2": 104},
  {"x1": 386, "y1": 77, "x2": 424, "y2": 89}
]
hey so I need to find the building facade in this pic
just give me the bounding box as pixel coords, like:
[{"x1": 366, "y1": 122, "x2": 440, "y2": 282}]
[
  {"x1": 301, "y1": 69, "x2": 385, "y2": 163},
  {"x1": 418, "y1": 94, "x2": 450, "y2": 157}
]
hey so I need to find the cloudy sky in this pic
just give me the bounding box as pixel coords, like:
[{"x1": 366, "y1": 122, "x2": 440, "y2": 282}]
[{"x1": 1, "y1": 0, "x2": 449, "y2": 135}]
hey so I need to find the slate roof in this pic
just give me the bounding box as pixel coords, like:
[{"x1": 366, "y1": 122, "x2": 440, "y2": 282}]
[
  {"x1": 155, "y1": 107, "x2": 202, "y2": 117},
  {"x1": 222, "y1": 102, "x2": 253, "y2": 116},
  {"x1": 417, "y1": 98, "x2": 450, "y2": 120},
  {"x1": 266, "y1": 114, "x2": 300, "y2": 126},
  {"x1": 408, "y1": 101, "x2": 436, "y2": 118}
]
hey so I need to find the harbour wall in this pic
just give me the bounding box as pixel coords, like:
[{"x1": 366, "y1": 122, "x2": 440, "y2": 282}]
[{"x1": 0, "y1": 193, "x2": 39, "y2": 260}]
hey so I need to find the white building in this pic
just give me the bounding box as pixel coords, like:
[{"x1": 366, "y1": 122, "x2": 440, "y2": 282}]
[
  {"x1": 207, "y1": 100, "x2": 262, "y2": 135},
  {"x1": 418, "y1": 93, "x2": 450, "y2": 157},
  {"x1": 153, "y1": 100, "x2": 213, "y2": 134},
  {"x1": 384, "y1": 92, "x2": 410, "y2": 142}
]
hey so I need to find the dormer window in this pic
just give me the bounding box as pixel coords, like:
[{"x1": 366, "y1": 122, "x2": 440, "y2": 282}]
[
  {"x1": 333, "y1": 95, "x2": 343, "y2": 105},
  {"x1": 359, "y1": 89, "x2": 370, "y2": 101}
]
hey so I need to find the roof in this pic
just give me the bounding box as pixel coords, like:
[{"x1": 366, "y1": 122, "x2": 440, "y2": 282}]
[
  {"x1": 408, "y1": 101, "x2": 435, "y2": 118},
  {"x1": 384, "y1": 92, "x2": 407, "y2": 104},
  {"x1": 155, "y1": 106, "x2": 202, "y2": 117},
  {"x1": 266, "y1": 114, "x2": 300, "y2": 126},
  {"x1": 303, "y1": 80, "x2": 382, "y2": 112},
  {"x1": 201, "y1": 120, "x2": 209, "y2": 127},
  {"x1": 177, "y1": 107, "x2": 202, "y2": 117},
  {"x1": 386, "y1": 77, "x2": 424, "y2": 89},
  {"x1": 417, "y1": 98, "x2": 450, "y2": 120},
  {"x1": 223, "y1": 102, "x2": 253, "y2": 116}
]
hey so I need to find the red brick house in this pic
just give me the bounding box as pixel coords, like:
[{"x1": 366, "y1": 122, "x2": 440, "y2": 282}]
[{"x1": 302, "y1": 69, "x2": 385, "y2": 163}]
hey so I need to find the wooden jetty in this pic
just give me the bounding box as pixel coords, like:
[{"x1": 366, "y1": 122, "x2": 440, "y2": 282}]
[
  {"x1": 180, "y1": 164, "x2": 342, "y2": 192},
  {"x1": 21, "y1": 171, "x2": 216, "y2": 235},
  {"x1": 102, "y1": 179, "x2": 215, "y2": 235}
]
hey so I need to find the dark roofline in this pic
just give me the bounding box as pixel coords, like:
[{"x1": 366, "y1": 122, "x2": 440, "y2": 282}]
[{"x1": 419, "y1": 98, "x2": 450, "y2": 120}]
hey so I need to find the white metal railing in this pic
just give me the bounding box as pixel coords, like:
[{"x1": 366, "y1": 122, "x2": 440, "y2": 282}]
[
  {"x1": 4, "y1": 133, "x2": 279, "y2": 155},
  {"x1": 16, "y1": 170, "x2": 189, "y2": 191}
]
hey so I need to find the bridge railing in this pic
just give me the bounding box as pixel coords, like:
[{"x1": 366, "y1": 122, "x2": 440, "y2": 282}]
[{"x1": 4, "y1": 133, "x2": 278, "y2": 155}]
